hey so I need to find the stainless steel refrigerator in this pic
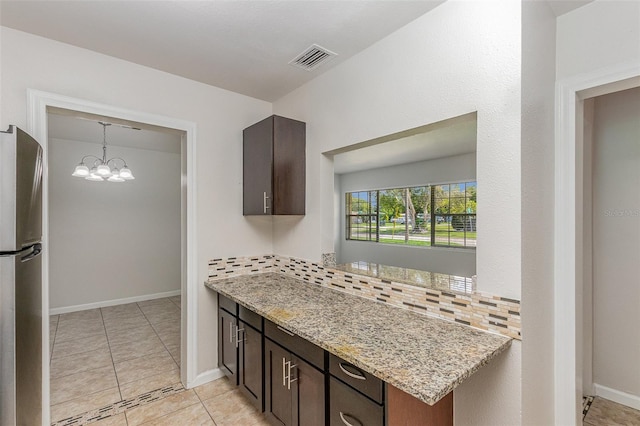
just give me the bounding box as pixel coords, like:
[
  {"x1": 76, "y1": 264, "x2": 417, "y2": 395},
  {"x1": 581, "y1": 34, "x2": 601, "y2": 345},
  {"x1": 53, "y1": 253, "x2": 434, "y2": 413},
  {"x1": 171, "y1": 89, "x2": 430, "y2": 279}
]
[{"x1": 0, "y1": 125, "x2": 43, "y2": 426}]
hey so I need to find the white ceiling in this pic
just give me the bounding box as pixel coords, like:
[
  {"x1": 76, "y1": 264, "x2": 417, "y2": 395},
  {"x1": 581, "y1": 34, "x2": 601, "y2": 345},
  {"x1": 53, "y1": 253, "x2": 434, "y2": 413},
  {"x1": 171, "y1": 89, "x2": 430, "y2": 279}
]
[
  {"x1": 332, "y1": 113, "x2": 477, "y2": 174},
  {"x1": 48, "y1": 112, "x2": 182, "y2": 154},
  {"x1": 0, "y1": 0, "x2": 444, "y2": 102},
  {"x1": 6, "y1": 0, "x2": 593, "y2": 161},
  {"x1": 0, "y1": 1, "x2": 593, "y2": 102}
]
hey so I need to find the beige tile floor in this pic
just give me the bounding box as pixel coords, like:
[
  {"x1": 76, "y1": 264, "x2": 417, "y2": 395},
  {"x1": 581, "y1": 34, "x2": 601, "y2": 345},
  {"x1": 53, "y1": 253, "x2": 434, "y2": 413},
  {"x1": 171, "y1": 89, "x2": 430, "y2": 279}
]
[
  {"x1": 50, "y1": 296, "x2": 268, "y2": 425},
  {"x1": 584, "y1": 397, "x2": 640, "y2": 426}
]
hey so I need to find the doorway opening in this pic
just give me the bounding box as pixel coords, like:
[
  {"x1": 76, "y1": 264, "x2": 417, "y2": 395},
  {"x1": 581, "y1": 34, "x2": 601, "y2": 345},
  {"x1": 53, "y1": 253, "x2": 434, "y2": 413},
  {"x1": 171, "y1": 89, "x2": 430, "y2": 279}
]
[
  {"x1": 580, "y1": 86, "x2": 640, "y2": 424},
  {"x1": 26, "y1": 90, "x2": 198, "y2": 426},
  {"x1": 46, "y1": 109, "x2": 183, "y2": 423},
  {"x1": 554, "y1": 64, "x2": 640, "y2": 425}
]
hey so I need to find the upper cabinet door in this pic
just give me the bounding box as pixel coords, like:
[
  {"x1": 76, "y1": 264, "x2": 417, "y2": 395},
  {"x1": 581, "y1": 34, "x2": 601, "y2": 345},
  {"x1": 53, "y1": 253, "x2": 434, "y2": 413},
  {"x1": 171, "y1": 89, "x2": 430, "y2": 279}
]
[
  {"x1": 243, "y1": 116, "x2": 273, "y2": 215},
  {"x1": 243, "y1": 115, "x2": 305, "y2": 216},
  {"x1": 272, "y1": 116, "x2": 305, "y2": 215}
]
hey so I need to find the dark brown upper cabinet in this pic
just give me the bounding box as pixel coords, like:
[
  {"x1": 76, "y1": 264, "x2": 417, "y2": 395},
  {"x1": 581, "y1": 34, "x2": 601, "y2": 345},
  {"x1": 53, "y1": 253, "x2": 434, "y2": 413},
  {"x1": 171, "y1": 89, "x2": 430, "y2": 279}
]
[{"x1": 243, "y1": 115, "x2": 306, "y2": 215}]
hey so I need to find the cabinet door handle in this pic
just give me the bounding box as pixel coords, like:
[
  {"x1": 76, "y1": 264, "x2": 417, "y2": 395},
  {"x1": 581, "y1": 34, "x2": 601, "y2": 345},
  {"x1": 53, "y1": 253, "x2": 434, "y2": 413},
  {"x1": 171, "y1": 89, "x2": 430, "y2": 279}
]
[
  {"x1": 263, "y1": 192, "x2": 270, "y2": 214},
  {"x1": 339, "y1": 412, "x2": 363, "y2": 426},
  {"x1": 277, "y1": 325, "x2": 295, "y2": 336},
  {"x1": 287, "y1": 363, "x2": 297, "y2": 390},
  {"x1": 229, "y1": 322, "x2": 233, "y2": 343},
  {"x1": 282, "y1": 357, "x2": 287, "y2": 387},
  {"x1": 235, "y1": 327, "x2": 244, "y2": 348},
  {"x1": 339, "y1": 363, "x2": 367, "y2": 380}
]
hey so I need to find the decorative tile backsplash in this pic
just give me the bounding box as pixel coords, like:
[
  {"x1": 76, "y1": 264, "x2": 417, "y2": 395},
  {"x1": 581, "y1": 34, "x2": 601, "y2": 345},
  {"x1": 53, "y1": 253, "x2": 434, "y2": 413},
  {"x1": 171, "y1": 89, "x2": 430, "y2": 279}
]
[{"x1": 208, "y1": 255, "x2": 521, "y2": 340}]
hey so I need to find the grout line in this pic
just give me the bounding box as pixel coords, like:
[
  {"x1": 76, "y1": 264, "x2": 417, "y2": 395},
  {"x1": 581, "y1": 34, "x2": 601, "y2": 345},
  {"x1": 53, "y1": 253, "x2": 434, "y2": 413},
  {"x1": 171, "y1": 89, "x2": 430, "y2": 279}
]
[
  {"x1": 101, "y1": 306, "x2": 124, "y2": 402},
  {"x1": 50, "y1": 315, "x2": 59, "y2": 364},
  {"x1": 52, "y1": 303, "x2": 182, "y2": 426},
  {"x1": 583, "y1": 395, "x2": 595, "y2": 420},
  {"x1": 138, "y1": 298, "x2": 181, "y2": 368},
  {"x1": 192, "y1": 385, "x2": 217, "y2": 424},
  {"x1": 136, "y1": 401, "x2": 204, "y2": 426},
  {"x1": 51, "y1": 383, "x2": 185, "y2": 426},
  {"x1": 169, "y1": 295, "x2": 181, "y2": 310},
  {"x1": 51, "y1": 301, "x2": 184, "y2": 425},
  {"x1": 48, "y1": 349, "x2": 113, "y2": 380},
  {"x1": 50, "y1": 386, "x2": 120, "y2": 423}
]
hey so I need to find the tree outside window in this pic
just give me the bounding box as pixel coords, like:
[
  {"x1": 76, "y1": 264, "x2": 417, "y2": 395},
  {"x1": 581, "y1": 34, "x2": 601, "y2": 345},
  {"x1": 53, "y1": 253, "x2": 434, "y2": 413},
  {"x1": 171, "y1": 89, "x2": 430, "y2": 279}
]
[{"x1": 346, "y1": 181, "x2": 476, "y2": 249}]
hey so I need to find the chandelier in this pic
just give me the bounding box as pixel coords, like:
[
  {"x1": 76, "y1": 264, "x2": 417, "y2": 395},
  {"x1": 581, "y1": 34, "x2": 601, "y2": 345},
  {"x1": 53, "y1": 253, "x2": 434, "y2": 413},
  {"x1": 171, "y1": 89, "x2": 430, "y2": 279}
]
[{"x1": 71, "y1": 122, "x2": 135, "y2": 182}]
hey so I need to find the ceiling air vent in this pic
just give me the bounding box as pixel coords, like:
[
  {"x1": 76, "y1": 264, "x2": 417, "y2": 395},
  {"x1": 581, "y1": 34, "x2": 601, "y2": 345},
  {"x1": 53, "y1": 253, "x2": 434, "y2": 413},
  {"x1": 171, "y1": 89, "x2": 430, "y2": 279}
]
[{"x1": 289, "y1": 44, "x2": 337, "y2": 71}]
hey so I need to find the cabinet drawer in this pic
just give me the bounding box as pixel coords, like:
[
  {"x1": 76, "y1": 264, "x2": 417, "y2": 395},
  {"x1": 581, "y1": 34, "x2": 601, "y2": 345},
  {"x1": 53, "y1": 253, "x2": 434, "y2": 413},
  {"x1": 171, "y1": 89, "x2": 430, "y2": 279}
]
[
  {"x1": 239, "y1": 305, "x2": 262, "y2": 331},
  {"x1": 329, "y1": 354, "x2": 383, "y2": 404},
  {"x1": 265, "y1": 319, "x2": 324, "y2": 370},
  {"x1": 218, "y1": 293, "x2": 237, "y2": 315},
  {"x1": 330, "y1": 377, "x2": 383, "y2": 426}
]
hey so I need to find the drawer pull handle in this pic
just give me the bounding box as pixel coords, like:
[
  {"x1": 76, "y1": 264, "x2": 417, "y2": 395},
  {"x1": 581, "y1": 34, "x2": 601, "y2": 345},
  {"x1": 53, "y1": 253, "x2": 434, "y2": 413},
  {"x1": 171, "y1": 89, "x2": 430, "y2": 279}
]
[
  {"x1": 339, "y1": 363, "x2": 366, "y2": 380},
  {"x1": 283, "y1": 359, "x2": 298, "y2": 390},
  {"x1": 263, "y1": 192, "x2": 270, "y2": 214},
  {"x1": 277, "y1": 325, "x2": 296, "y2": 336},
  {"x1": 339, "y1": 412, "x2": 363, "y2": 426},
  {"x1": 287, "y1": 363, "x2": 297, "y2": 390},
  {"x1": 235, "y1": 327, "x2": 244, "y2": 348}
]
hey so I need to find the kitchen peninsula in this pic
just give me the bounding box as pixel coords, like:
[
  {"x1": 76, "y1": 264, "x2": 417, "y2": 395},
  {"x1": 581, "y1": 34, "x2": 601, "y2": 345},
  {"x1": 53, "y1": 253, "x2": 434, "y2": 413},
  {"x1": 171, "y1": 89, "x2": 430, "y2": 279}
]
[{"x1": 206, "y1": 258, "x2": 513, "y2": 425}]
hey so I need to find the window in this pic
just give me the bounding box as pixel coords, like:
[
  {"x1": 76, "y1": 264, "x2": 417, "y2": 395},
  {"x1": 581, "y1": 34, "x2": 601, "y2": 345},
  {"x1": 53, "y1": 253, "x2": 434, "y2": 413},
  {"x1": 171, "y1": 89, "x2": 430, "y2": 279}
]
[{"x1": 345, "y1": 181, "x2": 476, "y2": 249}]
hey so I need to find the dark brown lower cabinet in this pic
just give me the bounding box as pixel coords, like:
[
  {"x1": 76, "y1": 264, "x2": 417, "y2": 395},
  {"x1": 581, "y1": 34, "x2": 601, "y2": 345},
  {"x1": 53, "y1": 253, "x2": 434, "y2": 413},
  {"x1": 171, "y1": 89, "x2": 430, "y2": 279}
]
[
  {"x1": 238, "y1": 320, "x2": 263, "y2": 410},
  {"x1": 218, "y1": 307, "x2": 238, "y2": 385},
  {"x1": 264, "y1": 339, "x2": 325, "y2": 426},
  {"x1": 329, "y1": 377, "x2": 383, "y2": 426},
  {"x1": 292, "y1": 354, "x2": 325, "y2": 425},
  {"x1": 215, "y1": 291, "x2": 454, "y2": 426}
]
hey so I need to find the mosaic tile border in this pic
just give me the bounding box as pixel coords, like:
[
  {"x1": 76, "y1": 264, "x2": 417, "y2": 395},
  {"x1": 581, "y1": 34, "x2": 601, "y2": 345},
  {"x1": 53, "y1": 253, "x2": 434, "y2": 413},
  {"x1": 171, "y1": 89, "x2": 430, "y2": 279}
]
[
  {"x1": 208, "y1": 255, "x2": 521, "y2": 340},
  {"x1": 52, "y1": 383, "x2": 185, "y2": 426},
  {"x1": 583, "y1": 395, "x2": 595, "y2": 419}
]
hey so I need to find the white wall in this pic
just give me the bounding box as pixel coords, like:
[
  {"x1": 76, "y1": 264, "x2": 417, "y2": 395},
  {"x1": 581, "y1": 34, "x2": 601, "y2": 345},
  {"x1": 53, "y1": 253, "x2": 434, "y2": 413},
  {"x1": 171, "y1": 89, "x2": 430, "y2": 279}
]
[
  {"x1": 556, "y1": 1, "x2": 640, "y2": 81},
  {"x1": 273, "y1": 0, "x2": 521, "y2": 299},
  {"x1": 520, "y1": 1, "x2": 557, "y2": 424},
  {"x1": 592, "y1": 87, "x2": 640, "y2": 399},
  {"x1": 337, "y1": 153, "x2": 477, "y2": 276},
  {"x1": 0, "y1": 26, "x2": 273, "y2": 374},
  {"x1": 273, "y1": 1, "x2": 522, "y2": 424},
  {"x1": 48, "y1": 137, "x2": 180, "y2": 310},
  {"x1": 556, "y1": 1, "x2": 640, "y2": 420}
]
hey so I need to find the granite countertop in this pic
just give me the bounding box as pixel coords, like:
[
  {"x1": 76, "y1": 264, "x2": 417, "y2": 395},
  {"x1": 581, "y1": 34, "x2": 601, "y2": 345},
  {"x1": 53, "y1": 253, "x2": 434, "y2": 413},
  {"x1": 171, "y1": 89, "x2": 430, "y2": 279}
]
[
  {"x1": 205, "y1": 272, "x2": 512, "y2": 406},
  {"x1": 334, "y1": 261, "x2": 475, "y2": 294}
]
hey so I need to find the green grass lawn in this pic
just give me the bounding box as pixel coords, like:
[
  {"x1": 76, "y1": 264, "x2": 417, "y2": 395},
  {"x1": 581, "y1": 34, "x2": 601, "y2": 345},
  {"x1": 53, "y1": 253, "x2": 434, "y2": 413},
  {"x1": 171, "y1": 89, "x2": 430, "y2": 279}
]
[{"x1": 351, "y1": 222, "x2": 476, "y2": 247}]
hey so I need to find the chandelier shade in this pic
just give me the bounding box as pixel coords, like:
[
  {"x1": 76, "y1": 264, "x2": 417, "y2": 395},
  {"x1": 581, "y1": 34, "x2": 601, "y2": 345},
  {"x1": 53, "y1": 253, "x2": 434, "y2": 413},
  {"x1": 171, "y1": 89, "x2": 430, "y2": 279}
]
[{"x1": 72, "y1": 122, "x2": 135, "y2": 182}]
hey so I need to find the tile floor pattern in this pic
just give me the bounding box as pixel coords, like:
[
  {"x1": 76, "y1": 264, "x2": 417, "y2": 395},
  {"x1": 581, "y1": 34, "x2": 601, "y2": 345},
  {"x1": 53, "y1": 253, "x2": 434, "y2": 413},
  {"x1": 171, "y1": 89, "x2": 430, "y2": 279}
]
[
  {"x1": 583, "y1": 396, "x2": 640, "y2": 426},
  {"x1": 50, "y1": 297, "x2": 268, "y2": 425},
  {"x1": 48, "y1": 300, "x2": 640, "y2": 425}
]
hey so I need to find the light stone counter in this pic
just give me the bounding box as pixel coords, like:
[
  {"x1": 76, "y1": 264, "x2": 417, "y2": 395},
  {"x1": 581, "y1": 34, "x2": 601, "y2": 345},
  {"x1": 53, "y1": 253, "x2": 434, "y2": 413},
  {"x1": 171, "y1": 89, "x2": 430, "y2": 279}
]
[{"x1": 205, "y1": 272, "x2": 511, "y2": 406}]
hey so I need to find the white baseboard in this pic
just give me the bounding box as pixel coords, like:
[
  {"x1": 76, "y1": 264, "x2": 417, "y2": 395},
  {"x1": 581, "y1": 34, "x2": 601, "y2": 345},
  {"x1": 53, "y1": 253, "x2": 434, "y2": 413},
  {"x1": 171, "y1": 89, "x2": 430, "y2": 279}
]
[
  {"x1": 187, "y1": 368, "x2": 225, "y2": 389},
  {"x1": 594, "y1": 383, "x2": 640, "y2": 410},
  {"x1": 49, "y1": 289, "x2": 181, "y2": 315}
]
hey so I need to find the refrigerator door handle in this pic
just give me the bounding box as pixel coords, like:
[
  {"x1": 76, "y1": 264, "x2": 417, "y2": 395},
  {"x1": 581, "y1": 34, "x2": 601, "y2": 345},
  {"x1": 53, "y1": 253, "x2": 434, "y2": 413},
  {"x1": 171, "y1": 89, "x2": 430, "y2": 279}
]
[{"x1": 20, "y1": 244, "x2": 42, "y2": 262}]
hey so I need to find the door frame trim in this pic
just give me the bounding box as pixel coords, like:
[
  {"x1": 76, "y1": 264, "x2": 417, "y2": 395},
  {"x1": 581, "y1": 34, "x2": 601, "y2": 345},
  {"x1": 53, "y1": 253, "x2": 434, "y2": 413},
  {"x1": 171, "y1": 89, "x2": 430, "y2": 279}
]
[
  {"x1": 26, "y1": 89, "x2": 199, "y2": 426},
  {"x1": 553, "y1": 62, "x2": 640, "y2": 425}
]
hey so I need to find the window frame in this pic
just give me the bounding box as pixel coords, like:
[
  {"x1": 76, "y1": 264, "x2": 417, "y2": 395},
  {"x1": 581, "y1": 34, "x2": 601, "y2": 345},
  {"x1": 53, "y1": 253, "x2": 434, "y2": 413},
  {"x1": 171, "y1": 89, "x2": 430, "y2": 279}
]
[
  {"x1": 345, "y1": 180, "x2": 477, "y2": 249},
  {"x1": 345, "y1": 191, "x2": 379, "y2": 242}
]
